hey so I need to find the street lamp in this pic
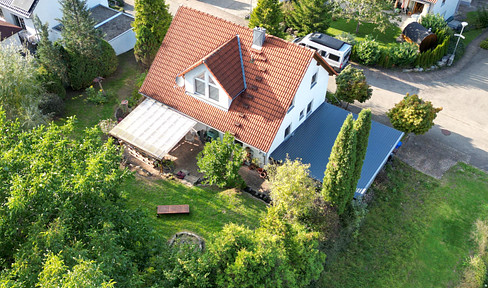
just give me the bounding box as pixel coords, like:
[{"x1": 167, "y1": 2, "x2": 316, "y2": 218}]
[{"x1": 448, "y1": 21, "x2": 468, "y2": 66}]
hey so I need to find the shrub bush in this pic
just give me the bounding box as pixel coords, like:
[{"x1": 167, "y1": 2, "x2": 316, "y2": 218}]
[
  {"x1": 480, "y1": 39, "x2": 488, "y2": 50},
  {"x1": 355, "y1": 36, "x2": 381, "y2": 66},
  {"x1": 421, "y1": 13, "x2": 452, "y2": 43},
  {"x1": 475, "y1": 6, "x2": 488, "y2": 28},
  {"x1": 390, "y1": 42, "x2": 418, "y2": 67},
  {"x1": 98, "y1": 39, "x2": 118, "y2": 77},
  {"x1": 66, "y1": 40, "x2": 118, "y2": 90},
  {"x1": 37, "y1": 66, "x2": 66, "y2": 99},
  {"x1": 38, "y1": 93, "x2": 65, "y2": 118}
]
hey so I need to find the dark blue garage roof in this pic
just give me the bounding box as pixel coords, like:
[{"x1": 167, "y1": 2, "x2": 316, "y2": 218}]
[{"x1": 270, "y1": 102, "x2": 403, "y2": 197}]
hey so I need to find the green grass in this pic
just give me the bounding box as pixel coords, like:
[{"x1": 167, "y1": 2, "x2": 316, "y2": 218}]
[
  {"x1": 321, "y1": 161, "x2": 488, "y2": 288},
  {"x1": 327, "y1": 18, "x2": 402, "y2": 45},
  {"x1": 121, "y1": 176, "x2": 267, "y2": 241},
  {"x1": 60, "y1": 51, "x2": 141, "y2": 132},
  {"x1": 461, "y1": 11, "x2": 485, "y2": 46}
]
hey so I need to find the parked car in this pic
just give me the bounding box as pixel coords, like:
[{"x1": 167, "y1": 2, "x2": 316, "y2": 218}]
[{"x1": 293, "y1": 33, "x2": 352, "y2": 72}]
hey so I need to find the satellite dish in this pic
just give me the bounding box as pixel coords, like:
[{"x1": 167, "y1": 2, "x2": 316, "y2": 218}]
[{"x1": 175, "y1": 76, "x2": 184, "y2": 87}]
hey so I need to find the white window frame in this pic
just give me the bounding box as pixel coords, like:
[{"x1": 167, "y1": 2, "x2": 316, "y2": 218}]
[{"x1": 194, "y1": 71, "x2": 219, "y2": 103}]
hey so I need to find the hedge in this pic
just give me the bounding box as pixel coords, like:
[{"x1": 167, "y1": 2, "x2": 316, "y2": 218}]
[{"x1": 415, "y1": 36, "x2": 450, "y2": 68}]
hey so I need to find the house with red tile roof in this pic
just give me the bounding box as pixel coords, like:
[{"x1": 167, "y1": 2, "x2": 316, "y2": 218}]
[
  {"x1": 110, "y1": 6, "x2": 404, "y2": 197},
  {"x1": 110, "y1": 6, "x2": 336, "y2": 166}
]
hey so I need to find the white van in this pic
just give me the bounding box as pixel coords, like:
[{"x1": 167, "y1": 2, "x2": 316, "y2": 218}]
[{"x1": 294, "y1": 33, "x2": 352, "y2": 72}]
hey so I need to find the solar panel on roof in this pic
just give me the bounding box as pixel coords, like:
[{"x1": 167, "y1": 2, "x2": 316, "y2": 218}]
[
  {"x1": 310, "y1": 33, "x2": 345, "y2": 50},
  {"x1": 12, "y1": 0, "x2": 35, "y2": 11}
]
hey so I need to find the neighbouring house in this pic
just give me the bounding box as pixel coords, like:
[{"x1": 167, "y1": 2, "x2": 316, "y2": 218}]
[
  {"x1": 394, "y1": 0, "x2": 462, "y2": 20},
  {"x1": 0, "y1": 19, "x2": 21, "y2": 46},
  {"x1": 109, "y1": 6, "x2": 403, "y2": 197},
  {"x1": 0, "y1": 0, "x2": 135, "y2": 55}
]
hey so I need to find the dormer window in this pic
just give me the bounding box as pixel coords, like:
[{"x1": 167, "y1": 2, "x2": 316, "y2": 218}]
[{"x1": 194, "y1": 71, "x2": 220, "y2": 102}]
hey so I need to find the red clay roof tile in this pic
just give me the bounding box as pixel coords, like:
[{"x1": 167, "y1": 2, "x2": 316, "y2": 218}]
[{"x1": 140, "y1": 6, "x2": 334, "y2": 152}]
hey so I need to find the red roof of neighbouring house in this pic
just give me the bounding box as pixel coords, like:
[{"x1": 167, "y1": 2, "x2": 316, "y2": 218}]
[
  {"x1": 140, "y1": 6, "x2": 336, "y2": 153},
  {"x1": 0, "y1": 20, "x2": 21, "y2": 41},
  {"x1": 177, "y1": 35, "x2": 246, "y2": 100}
]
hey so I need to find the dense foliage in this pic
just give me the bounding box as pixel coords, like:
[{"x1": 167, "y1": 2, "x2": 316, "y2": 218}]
[
  {"x1": 0, "y1": 44, "x2": 46, "y2": 128},
  {"x1": 354, "y1": 36, "x2": 381, "y2": 66},
  {"x1": 267, "y1": 159, "x2": 317, "y2": 220},
  {"x1": 335, "y1": 66, "x2": 372, "y2": 107},
  {"x1": 33, "y1": 16, "x2": 67, "y2": 97},
  {"x1": 59, "y1": 0, "x2": 118, "y2": 89},
  {"x1": 249, "y1": 0, "x2": 284, "y2": 37},
  {"x1": 197, "y1": 132, "x2": 246, "y2": 188},
  {"x1": 206, "y1": 212, "x2": 325, "y2": 288},
  {"x1": 474, "y1": 6, "x2": 488, "y2": 28},
  {"x1": 38, "y1": 93, "x2": 65, "y2": 117},
  {"x1": 0, "y1": 112, "x2": 167, "y2": 286},
  {"x1": 387, "y1": 93, "x2": 442, "y2": 135},
  {"x1": 420, "y1": 13, "x2": 451, "y2": 43},
  {"x1": 389, "y1": 42, "x2": 418, "y2": 67},
  {"x1": 481, "y1": 38, "x2": 488, "y2": 50},
  {"x1": 286, "y1": 0, "x2": 333, "y2": 36},
  {"x1": 133, "y1": 0, "x2": 172, "y2": 67},
  {"x1": 322, "y1": 114, "x2": 357, "y2": 215}
]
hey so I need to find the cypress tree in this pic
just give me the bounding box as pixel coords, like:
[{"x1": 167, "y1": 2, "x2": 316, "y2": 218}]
[
  {"x1": 322, "y1": 114, "x2": 357, "y2": 215},
  {"x1": 133, "y1": 0, "x2": 172, "y2": 67},
  {"x1": 249, "y1": 0, "x2": 284, "y2": 38},
  {"x1": 351, "y1": 109, "x2": 372, "y2": 194},
  {"x1": 287, "y1": 0, "x2": 333, "y2": 36}
]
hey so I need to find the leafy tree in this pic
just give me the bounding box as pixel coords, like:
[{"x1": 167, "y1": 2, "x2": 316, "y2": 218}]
[
  {"x1": 336, "y1": 0, "x2": 393, "y2": 33},
  {"x1": 38, "y1": 253, "x2": 115, "y2": 288},
  {"x1": 58, "y1": 0, "x2": 118, "y2": 89},
  {"x1": 267, "y1": 158, "x2": 316, "y2": 220},
  {"x1": 197, "y1": 132, "x2": 246, "y2": 188},
  {"x1": 206, "y1": 215, "x2": 325, "y2": 288},
  {"x1": 0, "y1": 44, "x2": 46, "y2": 128},
  {"x1": 387, "y1": 93, "x2": 442, "y2": 135},
  {"x1": 351, "y1": 109, "x2": 372, "y2": 194},
  {"x1": 335, "y1": 65, "x2": 372, "y2": 109},
  {"x1": 287, "y1": 0, "x2": 334, "y2": 36},
  {"x1": 322, "y1": 114, "x2": 357, "y2": 215},
  {"x1": 133, "y1": 0, "x2": 172, "y2": 67},
  {"x1": 249, "y1": 0, "x2": 284, "y2": 37}
]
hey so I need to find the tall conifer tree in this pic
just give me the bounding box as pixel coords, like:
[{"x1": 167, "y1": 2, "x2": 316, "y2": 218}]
[
  {"x1": 322, "y1": 114, "x2": 357, "y2": 215},
  {"x1": 351, "y1": 109, "x2": 372, "y2": 195},
  {"x1": 133, "y1": 0, "x2": 172, "y2": 67},
  {"x1": 58, "y1": 0, "x2": 100, "y2": 57},
  {"x1": 249, "y1": 0, "x2": 284, "y2": 38},
  {"x1": 288, "y1": 0, "x2": 333, "y2": 36}
]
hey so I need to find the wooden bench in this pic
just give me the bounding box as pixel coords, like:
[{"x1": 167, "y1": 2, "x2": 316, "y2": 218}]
[{"x1": 157, "y1": 205, "x2": 190, "y2": 215}]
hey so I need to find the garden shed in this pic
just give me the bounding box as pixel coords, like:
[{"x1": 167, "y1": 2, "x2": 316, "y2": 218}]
[{"x1": 402, "y1": 22, "x2": 438, "y2": 52}]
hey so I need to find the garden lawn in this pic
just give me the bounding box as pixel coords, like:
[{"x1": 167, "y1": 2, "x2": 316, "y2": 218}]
[
  {"x1": 61, "y1": 51, "x2": 141, "y2": 132},
  {"x1": 321, "y1": 160, "x2": 488, "y2": 288},
  {"x1": 122, "y1": 176, "x2": 267, "y2": 241},
  {"x1": 327, "y1": 18, "x2": 401, "y2": 45}
]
